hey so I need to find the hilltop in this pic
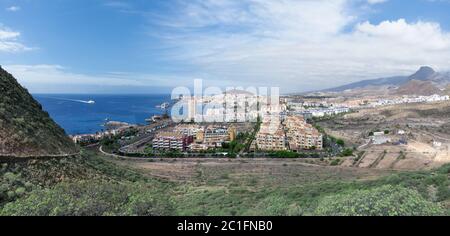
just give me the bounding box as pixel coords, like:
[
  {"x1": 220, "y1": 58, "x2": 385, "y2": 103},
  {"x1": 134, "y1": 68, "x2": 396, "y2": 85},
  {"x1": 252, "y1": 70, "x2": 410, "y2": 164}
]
[
  {"x1": 0, "y1": 66, "x2": 78, "y2": 158},
  {"x1": 320, "y1": 66, "x2": 450, "y2": 95}
]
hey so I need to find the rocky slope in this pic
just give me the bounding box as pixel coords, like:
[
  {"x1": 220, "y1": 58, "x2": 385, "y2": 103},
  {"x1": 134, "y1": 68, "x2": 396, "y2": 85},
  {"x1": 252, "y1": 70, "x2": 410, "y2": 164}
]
[{"x1": 0, "y1": 66, "x2": 78, "y2": 157}]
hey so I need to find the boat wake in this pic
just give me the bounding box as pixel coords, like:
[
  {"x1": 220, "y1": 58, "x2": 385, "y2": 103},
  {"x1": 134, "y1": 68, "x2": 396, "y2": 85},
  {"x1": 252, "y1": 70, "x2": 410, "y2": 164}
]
[{"x1": 44, "y1": 97, "x2": 95, "y2": 104}]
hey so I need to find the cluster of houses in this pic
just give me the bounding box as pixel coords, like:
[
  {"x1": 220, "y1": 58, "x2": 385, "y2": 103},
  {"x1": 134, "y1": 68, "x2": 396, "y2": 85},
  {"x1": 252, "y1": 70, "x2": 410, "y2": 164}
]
[
  {"x1": 293, "y1": 107, "x2": 351, "y2": 118},
  {"x1": 370, "y1": 94, "x2": 450, "y2": 107},
  {"x1": 369, "y1": 130, "x2": 409, "y2": 146},
  {"x1": 152, "y1": 124, "x2": 237, "y2": 151},
  {"x1": 71, "y1": 125, "x2": 134, "y2": 145},
  {"x1": 285, "y1": 99, "x2": 351, "y2": 118},
  {"x1": 254, "y1": 115, "x2": 323, "y2": 151},
  {"x1": 183, "y1": 90, "x2": 286, "y2": 123}
]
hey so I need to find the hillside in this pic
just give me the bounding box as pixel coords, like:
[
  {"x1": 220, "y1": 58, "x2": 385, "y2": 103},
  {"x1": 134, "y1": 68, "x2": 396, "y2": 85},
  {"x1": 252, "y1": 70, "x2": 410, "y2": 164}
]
[
  {"x1": 445, "y1": 84, "x2": 450, "y2": 95},
  {"x1": 322, "y1": 66, "x2": 450, "y2": 93},
  {"x1": 323, "y1": 76, "x2": 409, "y2": 92},
  {"x1": 0, "y1": 66, "x2": 77, "y2": 157},
  {"x1": 395, "y1": 80, "x2": 442, "y2": 96},
  {"x1": 1, "y1": 150, "x2": 448, "y2": 216}
]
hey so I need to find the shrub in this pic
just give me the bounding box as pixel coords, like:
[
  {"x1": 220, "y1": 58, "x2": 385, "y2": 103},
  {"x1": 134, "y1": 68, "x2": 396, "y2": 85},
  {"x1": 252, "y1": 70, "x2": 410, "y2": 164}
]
[
  {"x1": 330, "y1": 159, "x2": 341, "y2": 166},
  {"x1": 336, "y1": 139, "x2": 345, "y2": 146},
  {"x1": 248, "y1": 195, "x2": 303, "y2": 216},
  {"x1": 269, "y1": 151, "x2": 300, "y2": 158},
  {"x1": 314, "y1": 185, "x2": 444, "y2": 216},
  {"x1": 0, "y1": 181, "x2": 174, "y2": 216},
  {"x1": 340, "y1": 148, "x2": 353, "y2": 157}
]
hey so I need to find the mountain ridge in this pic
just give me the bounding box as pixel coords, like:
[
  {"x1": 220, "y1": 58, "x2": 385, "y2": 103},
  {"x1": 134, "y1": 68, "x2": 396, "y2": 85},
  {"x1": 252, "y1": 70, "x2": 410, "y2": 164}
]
[{"x1": 321, "y1": 66, "x2": 450, "y2": 94}]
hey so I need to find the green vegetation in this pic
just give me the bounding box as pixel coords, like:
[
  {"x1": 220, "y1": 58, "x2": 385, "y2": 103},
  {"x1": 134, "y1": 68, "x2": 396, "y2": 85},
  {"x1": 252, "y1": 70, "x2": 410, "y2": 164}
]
[
  {"x1": 157, "y1": 150, "x2": 184, "y2": 158},
  {"x1": 1, "y1": 181, "x2": 173, "y2": 216},
  {"x1": 264, "y1": 150, "x2": 319, "y2": 159},
  {"x1": 330, "y1": 158, "x2": 342, "y2": 166},
  {"x1": 339, "y1": 148, "x2": 354, "y2": 157},
  {"x1": 100, "y1": 136, "x2": 121, "y2": 153},
  {"x1": 0, "y1": 150, "x2": 174, "y2": 215},
  {"x1": 0, "y1": 165, "x2": 33, "y2": 204},
  {"x1": 268, "y1": 151, "x2": 301, "y2": 158},
  {"x1": 0, "y1": 66, "x2": 77, "y2": 156},
  {"x1": 246, "y1": 116, "x2": 262, "y2": 151},
  {"x1": 313, "y1": 124, "x2": 345, "y2": 157},
  {"x1": 3, "y1": 63, "x2": 449, "y2": 216},
  {"x1": 221, "y1": 133, "x2": 247, "y2": 156},
  {"x1": 336, "y1": 139, "x2": 345, "y2": 147},
  {"x1": 100, "y1": 127, "x2": 139, "y2": 153},
  {"x1": 2, "y1": 148, "x2": 450, "y2": 216},
  {"x1": 314, "y1": 185, "x2": 443, "y2": 216}
]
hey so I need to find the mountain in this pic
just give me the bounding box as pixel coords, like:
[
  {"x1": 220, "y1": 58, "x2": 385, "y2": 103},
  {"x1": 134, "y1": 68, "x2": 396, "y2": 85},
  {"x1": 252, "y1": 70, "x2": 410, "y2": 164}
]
[
  {"x1": 0, "y1": 66, "x2": 78, "y2": 157},
  {"x1": 323, "y1": 76, "x2": 409, "y2": 92},
  {"x1": 323, "y1": 66, "x2": 450, "y2": 93},
  {"x1": 408, "y1": 66, "x2": 436, "y2": 81},
  {"x1": 395, "y1": 80, "x2": 441, "y2": 96}
]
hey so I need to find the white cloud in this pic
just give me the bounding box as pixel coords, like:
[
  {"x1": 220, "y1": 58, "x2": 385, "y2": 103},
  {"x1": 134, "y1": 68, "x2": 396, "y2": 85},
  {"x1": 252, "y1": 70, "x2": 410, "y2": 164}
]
[
  {"x1": 4, "y1": 64, "x2": 162, "y2": 86},
  {"x1": 367, "y1": 0, "x2": 388, "y2": 4},
  {"x1": 0, "y1": 25, "x2": 30, "y2": 52},
  {"x1": 3, "y1": 64, "x2": 245, "y2": 93},
  {"x1": 354, "y1": 19, "x2": 450, "y2": 50},
  {"x1": 0, "y1": 29, "x2": 20, "y2": 40},
  {"x1": 6, "y1": 0, "x2": 449, "y2": 93},
  {"x1": 6, "y1": 6, "x2": 21, "y2": 12},
  {"x1": 144, "y1": 0, "x2": 450, "y2": 92}
]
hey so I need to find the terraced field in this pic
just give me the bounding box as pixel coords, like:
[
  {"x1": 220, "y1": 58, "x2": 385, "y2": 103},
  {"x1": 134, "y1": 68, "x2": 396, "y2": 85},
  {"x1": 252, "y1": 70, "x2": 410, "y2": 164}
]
[{"x1": 318, "y1": 101, "x2": 450, "y2": 170}]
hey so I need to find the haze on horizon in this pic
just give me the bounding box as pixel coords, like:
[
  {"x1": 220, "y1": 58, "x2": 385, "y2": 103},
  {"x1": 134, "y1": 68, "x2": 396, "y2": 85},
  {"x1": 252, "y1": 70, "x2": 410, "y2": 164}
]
[{"x1": 1, "y1": 0, "x2": 450, "y2": 94}]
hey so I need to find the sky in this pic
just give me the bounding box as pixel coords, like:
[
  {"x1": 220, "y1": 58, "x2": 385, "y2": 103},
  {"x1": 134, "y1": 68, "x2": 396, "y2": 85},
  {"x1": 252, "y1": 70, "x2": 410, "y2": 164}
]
[{"x1": 1, "y1": 0, "x2": 450, "y2": 94}]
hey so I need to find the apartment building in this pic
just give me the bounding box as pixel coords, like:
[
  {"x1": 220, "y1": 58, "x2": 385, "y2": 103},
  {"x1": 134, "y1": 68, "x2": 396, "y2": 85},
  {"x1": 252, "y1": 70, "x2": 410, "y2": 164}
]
[
  {"x1": 256, "y1": 123, "x2": 287, "y2": 151},
  {"x1": 284, "y1": 115, "x2": 323, "y2": 150},
  {"x1": 173, "y1": 124, "x2": 204, "y2": 136},
  {"x1": 152, "y1": 132, "x2": 194, "y2": 151},
  {"x1": 202, "y1": 125, "x2": 236, "y2": 148},
  {"x1": 173, "y1": 124, "x2": 205, "y2": 144}
]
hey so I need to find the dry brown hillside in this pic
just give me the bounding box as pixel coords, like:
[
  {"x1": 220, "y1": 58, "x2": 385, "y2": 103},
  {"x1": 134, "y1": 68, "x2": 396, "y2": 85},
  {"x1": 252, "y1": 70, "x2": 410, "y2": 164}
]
[
  {"x1": 396, "y1": 80, "x2": 441, "y2": 96},
  {"x1": 445, "y1": 85, "x2": 450, "y2": 95},
  {"x1": 0, "y1": 66, "x2": 78, "y2": 158}
]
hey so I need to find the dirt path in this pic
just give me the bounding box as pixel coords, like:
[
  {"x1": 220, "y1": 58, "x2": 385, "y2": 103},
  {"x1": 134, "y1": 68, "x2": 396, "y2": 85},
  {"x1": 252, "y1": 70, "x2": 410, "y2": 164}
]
[{"x1": 0, "y1": 152, "x2": 81, "y2": 162}]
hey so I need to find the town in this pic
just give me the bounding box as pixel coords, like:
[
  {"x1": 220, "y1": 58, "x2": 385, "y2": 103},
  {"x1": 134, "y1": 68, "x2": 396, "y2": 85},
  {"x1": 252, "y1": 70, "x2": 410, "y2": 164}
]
[{"x1": 70, "y1": 90, "x2": 450, "y2": 167}]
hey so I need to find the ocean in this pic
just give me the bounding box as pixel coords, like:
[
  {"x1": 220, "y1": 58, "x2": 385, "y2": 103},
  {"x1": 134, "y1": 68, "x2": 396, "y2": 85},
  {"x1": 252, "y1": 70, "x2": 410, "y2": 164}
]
[{"x1": 33, "y1": 94, "x2": 171, "y2": 135}]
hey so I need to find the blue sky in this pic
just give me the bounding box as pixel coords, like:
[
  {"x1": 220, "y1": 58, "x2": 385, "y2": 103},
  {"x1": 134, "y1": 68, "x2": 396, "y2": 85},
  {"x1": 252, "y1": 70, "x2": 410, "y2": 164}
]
[{"x1": 1, "y1": 0, "x2": 450, "y2": 94}]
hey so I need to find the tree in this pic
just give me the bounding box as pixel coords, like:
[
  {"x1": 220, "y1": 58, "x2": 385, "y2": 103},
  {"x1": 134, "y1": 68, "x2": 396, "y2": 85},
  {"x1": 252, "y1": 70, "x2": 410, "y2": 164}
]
[{"x1": 336, "y1": 139, "x2": 345, "y2": 146}]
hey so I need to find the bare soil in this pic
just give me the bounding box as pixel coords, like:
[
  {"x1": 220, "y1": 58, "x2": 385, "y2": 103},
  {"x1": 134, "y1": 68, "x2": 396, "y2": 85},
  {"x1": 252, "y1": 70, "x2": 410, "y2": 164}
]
[
  {"x1": 318, "y1": 101, "x2": 450, "y2": 170},
  {"x1": 111, "y1": 157, "x2": 393, "y2": 186}
]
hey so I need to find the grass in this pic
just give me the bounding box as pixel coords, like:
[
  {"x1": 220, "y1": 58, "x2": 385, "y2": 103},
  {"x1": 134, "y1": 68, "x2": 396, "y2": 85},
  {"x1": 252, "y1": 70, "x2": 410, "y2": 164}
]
[
  {"x1": 1, "y1": 149, "x2": 450, "y2": 215},
  {"x1": 171, "y1": 165, "x2": 449, "y2": 215}
]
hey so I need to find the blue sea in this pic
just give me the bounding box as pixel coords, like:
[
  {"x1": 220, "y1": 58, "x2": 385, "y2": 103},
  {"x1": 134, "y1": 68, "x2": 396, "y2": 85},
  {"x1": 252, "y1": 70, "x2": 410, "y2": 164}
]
[{"x1": 33, "y1": 94, "x2": 171, "y2": 135}]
